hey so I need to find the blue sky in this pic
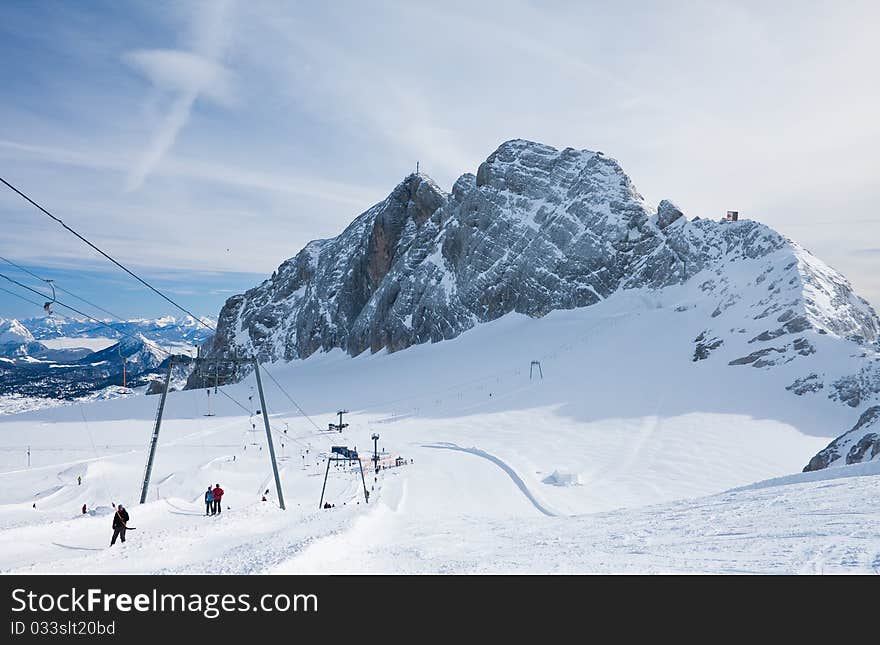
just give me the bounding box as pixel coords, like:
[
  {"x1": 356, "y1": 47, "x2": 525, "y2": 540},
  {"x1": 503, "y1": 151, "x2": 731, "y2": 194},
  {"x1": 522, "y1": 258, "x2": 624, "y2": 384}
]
[{"x1": 1, "y1": 0, "x2": 878, "y2": 321}]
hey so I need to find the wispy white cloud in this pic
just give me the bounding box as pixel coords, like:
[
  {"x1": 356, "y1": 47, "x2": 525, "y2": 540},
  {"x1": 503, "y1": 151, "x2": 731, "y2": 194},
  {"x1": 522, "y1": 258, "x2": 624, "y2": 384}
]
[
  {"x1": 123, "y1": 0, "x2": 236, "y2": 192},
  {"x1": 124, "y1": 49, "x2": 235, "y2": 106},
  {"x1": 124, "y1": 89, "x2": 197, "y2": 192},
  {"x1": 0, "y1": 138, "x2": 380, "y2": 207},
  {"x1": 3, "y1": 0, "x2": 880, "y2": 312}
]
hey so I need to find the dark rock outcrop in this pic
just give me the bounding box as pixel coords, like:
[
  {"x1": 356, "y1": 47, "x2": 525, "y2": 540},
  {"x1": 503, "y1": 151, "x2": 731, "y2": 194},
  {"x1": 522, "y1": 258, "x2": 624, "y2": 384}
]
[
  {"x1": 804, "y1": 406, "x2": 880, "y2": 471},
  {"x1": 786, "y1": 374, "x2": 824, "y2": 396},
  {"x1": 693, "y1": 331, "x2": 723, "y2": 361},
  {"x1": 830, "y1": 362, "x2": 880, "y2": 408}
]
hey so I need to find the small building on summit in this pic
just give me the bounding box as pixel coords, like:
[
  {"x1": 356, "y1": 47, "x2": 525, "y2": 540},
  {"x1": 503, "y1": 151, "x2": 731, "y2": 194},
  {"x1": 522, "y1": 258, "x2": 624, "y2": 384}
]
[{"x1": 725, "y1": 210, "x2": 739, "y2": 222}]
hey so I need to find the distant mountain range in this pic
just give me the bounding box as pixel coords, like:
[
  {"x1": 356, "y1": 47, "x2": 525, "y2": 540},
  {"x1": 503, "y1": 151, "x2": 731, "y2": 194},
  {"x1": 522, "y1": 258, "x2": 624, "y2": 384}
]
[
  {"x1": 0, "y1": 315, "x2": 213, "y2": 408},
  {"x1": 21, "y1": 314, "x2": 214, "y2": 345}
]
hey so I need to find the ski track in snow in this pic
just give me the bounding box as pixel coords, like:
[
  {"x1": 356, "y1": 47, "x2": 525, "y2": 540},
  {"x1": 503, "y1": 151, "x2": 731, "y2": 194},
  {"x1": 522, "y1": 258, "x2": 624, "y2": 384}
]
[{"x1": 422, "y1": 442, "x2": 558, "y2": 517}]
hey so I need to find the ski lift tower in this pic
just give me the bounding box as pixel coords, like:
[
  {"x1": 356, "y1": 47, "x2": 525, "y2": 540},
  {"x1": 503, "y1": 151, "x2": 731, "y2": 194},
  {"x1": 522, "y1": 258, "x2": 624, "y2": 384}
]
[
  {"x1": 371, "y1": 433, "x2": 380, "y2": 473},
  {"x1": 319, "y1": 446, "x2": 370, "y2": 509},
  {"x1": 530, "y1": 360, "x2": 543, "y2": 380},
  {"x1": 140, "y1": 356, "x2": 286, "y2": 510},
  {"x1": 329, "y1": 410, "x2": 349, "y2": 433}
]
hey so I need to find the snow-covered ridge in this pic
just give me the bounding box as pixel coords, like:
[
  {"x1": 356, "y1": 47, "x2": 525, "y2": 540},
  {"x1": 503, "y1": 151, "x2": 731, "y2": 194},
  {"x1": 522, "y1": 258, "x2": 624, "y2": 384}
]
[
  {"x1": 791, "y1": 243, "x2": 878, "y2": 342},
  {"x1": 0, "y1": 319, "x2": 34, "y2": 345},
  {"x1": 20, "y1": 314, "x2": 216, "y2": 341},
  {"x1": 200, "y1": 139, "x2": 880, "y2": 412}
]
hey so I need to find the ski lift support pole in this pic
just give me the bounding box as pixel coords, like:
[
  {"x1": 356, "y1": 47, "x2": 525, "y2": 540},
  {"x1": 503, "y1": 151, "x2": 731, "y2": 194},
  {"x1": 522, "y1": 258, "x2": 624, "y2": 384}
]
[
  {"x1": 358, "y1": 456, "x2": 369, "y2": 504},
  {"x1": 253, "y1": 359, "x2": 286, "y2": 510},
  {"x1": 319, "y1": 457, "x2": 332, "y2": 509},
  {"x1": 140, "y1": 360, "x2": 174, "y2": 504}
]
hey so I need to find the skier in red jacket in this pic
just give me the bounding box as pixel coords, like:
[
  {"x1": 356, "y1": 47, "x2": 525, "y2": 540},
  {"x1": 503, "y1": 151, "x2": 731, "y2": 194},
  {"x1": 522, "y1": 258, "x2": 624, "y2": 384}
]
[{"x1": 212, "y1": 484, "x2": 224, "y2": 515}]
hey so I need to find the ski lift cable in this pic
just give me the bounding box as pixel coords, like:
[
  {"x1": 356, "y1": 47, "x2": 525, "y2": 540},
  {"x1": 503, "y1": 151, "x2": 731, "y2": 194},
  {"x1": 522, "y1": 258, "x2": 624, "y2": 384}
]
[
  {"x1": 53, "y1": 283, "x2": 123, "y2": 324},
  {"x1": 0, "y1": 284, "x2": 44, "y2": 308},
  {"x1": 0, "y1": 176, "x2": 216, "y2": 333},
  {"x1": 76, "y1": 402, "x2": 116, "y2": 506},
  {"x1": 214, "y1": 386, "x2": 312, "y2": 449},
  {"x1": 0, "y1": 271, "x2": 176, "y2": 360},
  {"x1": 245, "y1": 366, "x2": 334, "y2": 448},
  {"x1": 0, "y1": 254, "x2": 52, "y2": 287},
  {"x1": 0, "y1": 254, "x2": 56, "y2": 312},
  {"x1": 189, "y1": 385, "x2": 208, "y2": 456},
  {"x1": 261, "y1": 366, "x2": 324, "y2": 433},
  {"x1": 0, "y1": 271, "x2": 115, "y2": 331},
  {"x1": 0, "y1": 254, "x2": 128, "y2": 321},
  {"x1": 1, "y1": 180, "x2": 336, "y2": 439},
  {"x1": 0, "y1": 177, "x2": 600, "y2": 437},
  {"x1": 0, "y1": 256, "x2": 183, "y2": 363},
  {"x1": 0, "y1": 177, "x2": 523, "y2": 437}
]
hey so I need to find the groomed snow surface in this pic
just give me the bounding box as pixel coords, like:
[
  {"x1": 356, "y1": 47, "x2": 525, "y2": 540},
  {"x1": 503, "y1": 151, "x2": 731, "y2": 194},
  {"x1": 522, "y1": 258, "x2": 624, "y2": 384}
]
[{"x1": 1, "y1": 289, "x2": 878, "y2": 574}]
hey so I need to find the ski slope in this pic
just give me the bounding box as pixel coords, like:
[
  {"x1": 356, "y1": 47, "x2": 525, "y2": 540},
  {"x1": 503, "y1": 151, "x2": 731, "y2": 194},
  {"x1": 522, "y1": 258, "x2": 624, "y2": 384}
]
[{"x1": 1, "y1": 288, "x2": 877, "y2": 574}]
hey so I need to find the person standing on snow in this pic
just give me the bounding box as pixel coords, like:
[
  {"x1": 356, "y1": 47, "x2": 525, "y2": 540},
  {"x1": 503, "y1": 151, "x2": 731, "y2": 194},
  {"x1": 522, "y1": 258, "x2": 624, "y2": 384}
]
[
  {"x1": 111, "y1": 504, "x2": 129, "y2": 546},
  {"x1": 212, "y1": 483, "x2": 224, "y2": 515},
  {"x1": 205, "y1": 485, "x2": 214, "y2": 516}
]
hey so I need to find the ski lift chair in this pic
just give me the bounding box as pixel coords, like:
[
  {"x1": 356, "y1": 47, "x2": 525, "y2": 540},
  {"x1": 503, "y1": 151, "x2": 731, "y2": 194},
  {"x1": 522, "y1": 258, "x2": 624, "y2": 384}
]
[{"x1": 42, "y1": 279, "x2": 56, "y2": 315}]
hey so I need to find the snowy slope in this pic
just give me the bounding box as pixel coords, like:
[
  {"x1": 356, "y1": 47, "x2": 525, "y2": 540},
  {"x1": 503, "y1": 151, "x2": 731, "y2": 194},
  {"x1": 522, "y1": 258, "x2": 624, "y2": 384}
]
[
  {"x1": 2, "y1": 140, "x2": 877, "y2": 574},
  {"x1": 1, "y1": 289, "x2": 878, "y2": 574}
]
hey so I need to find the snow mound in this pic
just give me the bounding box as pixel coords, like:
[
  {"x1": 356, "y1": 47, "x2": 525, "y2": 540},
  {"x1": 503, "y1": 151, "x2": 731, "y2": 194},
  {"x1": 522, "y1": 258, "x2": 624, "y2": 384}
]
[{"x1": 542, "y1": 470, "x2": 581, "y2": 486}]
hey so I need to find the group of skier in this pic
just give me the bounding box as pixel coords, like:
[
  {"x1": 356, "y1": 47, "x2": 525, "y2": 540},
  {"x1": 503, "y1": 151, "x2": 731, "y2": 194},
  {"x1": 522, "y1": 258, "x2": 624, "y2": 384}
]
[{"x1": 204, "y1": 483, "x2": 225, "y2": 515}]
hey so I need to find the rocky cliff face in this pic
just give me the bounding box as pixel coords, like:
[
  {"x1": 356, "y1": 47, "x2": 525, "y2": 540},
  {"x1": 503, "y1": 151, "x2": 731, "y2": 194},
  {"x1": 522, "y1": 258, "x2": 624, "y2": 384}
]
[
  {"x1": 804, "y1": 406, "x2": 880, "y2": 471},
  {"x1": 195, "y1": 139, "x2": 880, "y2": 407}
]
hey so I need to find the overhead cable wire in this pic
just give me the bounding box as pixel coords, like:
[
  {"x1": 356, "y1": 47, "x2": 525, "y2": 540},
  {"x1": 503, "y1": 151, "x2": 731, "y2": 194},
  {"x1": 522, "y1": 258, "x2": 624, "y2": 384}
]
[
  {"x1": 0, "y1": 176, "x2": 215, "y2": 332},
  {"x1": 0, "y1": 284, "x2": 44, "y2": 308},
  {"x1": 215, "y1": 386, "x2": 312, "y2": 449},
  {"x1": 0, "y1": 270, "x2": 175, "y2": 360},
  {"x1": 0, "y1": 254, "x2": 126, "y2": 320},
  {"x1": 0, "y1": 178, "x2": 327, "y2": 439},
  {"x1": 262, "y1": 366, "x2": 324, "y2": 433}
]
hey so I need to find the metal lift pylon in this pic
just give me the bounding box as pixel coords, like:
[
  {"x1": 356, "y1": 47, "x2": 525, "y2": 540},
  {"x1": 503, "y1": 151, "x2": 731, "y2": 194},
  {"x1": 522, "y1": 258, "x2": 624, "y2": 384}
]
[
  {"x1": 139, "y1": 356, "x2": 286, "y2": 510},
  {"x1": 319, "y1": 446, "x2": 369, "y2": 509},
  {"x1": 530, "y1": 360, "x2": 543, "y2": 380}
]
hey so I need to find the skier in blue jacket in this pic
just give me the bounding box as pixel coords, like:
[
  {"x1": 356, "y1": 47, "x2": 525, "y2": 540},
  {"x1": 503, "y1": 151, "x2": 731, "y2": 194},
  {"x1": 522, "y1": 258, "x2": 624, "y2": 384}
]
[{"x1": 205, "y1": 485, "x2": 213, "y2": 516}]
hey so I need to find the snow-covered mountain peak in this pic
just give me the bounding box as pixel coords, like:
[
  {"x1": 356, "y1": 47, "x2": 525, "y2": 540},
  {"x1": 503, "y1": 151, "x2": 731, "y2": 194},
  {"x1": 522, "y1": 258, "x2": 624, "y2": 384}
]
[
  {"x1": 197, "y1": 139, "x2": 880, "y2": 413},
  {"x1": 474, "y1": 139, "x2": 646, "y2": 230},
  {"x1": 0, "y1": 319, "x2": 34, "y2": 345}
]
